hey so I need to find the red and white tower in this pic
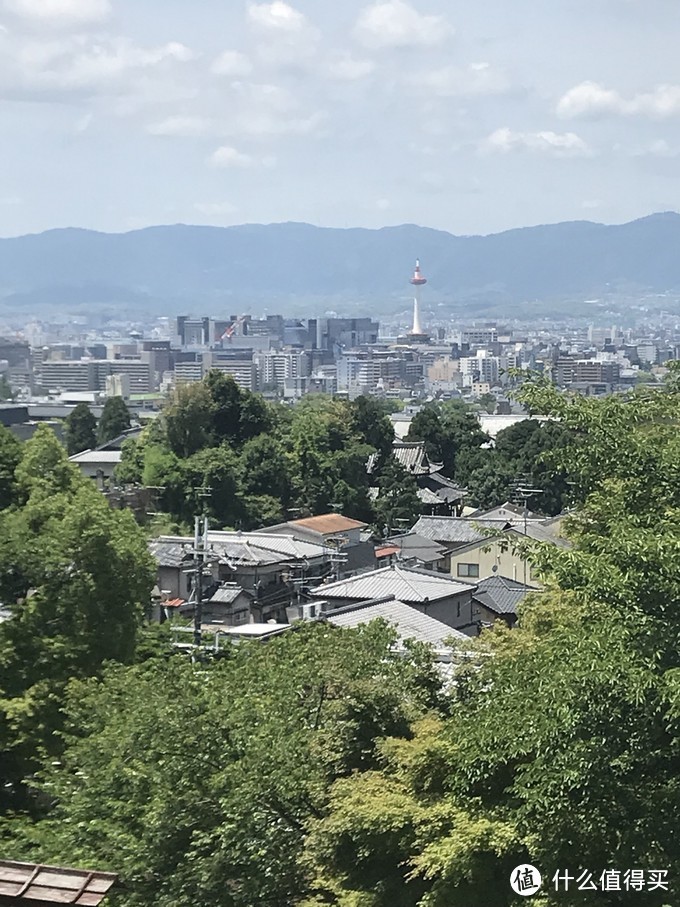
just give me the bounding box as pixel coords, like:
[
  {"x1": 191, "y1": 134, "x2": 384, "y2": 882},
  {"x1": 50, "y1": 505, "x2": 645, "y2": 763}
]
[{"x1": 409, "y1": 259, "x2": 429, "y2": 340}]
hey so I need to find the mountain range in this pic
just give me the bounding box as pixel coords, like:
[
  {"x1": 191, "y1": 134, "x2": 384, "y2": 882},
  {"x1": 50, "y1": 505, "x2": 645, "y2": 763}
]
[{"x1": 2, "y1": 212, "x2": 680, "y2": 319}]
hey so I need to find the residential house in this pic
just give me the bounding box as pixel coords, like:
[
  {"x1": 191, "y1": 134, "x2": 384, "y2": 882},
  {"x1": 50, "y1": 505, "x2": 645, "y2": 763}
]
[
  {"x1": 448, "y1": 522, "x2": 569, "y2": 586},
  {"x1": 308, "y1": 564, "x2": 479, "y2": 635},
  {"x1": 150, "y1": 531, "x2": 336, "y2": 622},
  {"x1": 258, "y1": 513, "x2": 375, "y2": 576}
]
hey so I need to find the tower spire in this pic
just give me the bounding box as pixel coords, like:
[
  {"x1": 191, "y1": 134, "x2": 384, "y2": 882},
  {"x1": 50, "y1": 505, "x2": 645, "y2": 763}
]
[{"x1": 408, "y1": 258, "x2": 429, "y2": 341}]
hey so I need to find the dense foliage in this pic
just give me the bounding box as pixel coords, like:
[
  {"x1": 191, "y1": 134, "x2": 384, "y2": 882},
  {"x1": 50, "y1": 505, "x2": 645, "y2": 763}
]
[
  {"x1": 98, "y1": 396, "x2": 132, "y2": 445},
  {"x1": 114, "y1": 374, "x2": 573, "y2": 534},
  {"x1": 0, "y1": 426, "x2": 156, "y2": 812},
  {"x1": 64, "y1": 402, "x2": 97, "y2": 455},
  {"x1": 117, "y1": 375, "x2": 400, "y2": 530},
  {"x1": 5, "y1": 378, "x2": 680, "y2": 905}
]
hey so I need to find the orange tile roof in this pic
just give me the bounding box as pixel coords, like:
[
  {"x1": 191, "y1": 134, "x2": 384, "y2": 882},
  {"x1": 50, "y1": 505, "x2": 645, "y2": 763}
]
[
  {"x1": 291, "y1": 514, "x2": 368, "y2": 534},
  {"x1": 375, "y1": 545, "x2": 400, "y2": 559}
]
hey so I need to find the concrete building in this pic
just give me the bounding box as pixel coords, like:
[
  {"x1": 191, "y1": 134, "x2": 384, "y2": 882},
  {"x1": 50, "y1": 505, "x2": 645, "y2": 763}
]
[
  {"x1": 176, "y1": 316, "x2": 211, "y2": 348},
  {"x1": 457, "y1": 327, "x2": 499, "y2": 346},
  {"x1": 460, "y1": 351, "x2": 500, "y2": 386},
  {"x1": 312, "y1": 318, "x2": 380, "y2": 351},
  {"x1": 254, "y1": 351, "x2": 311, "y2": 391},
  {"x1": 202, "y1": 351, "x2": 258, "y2": 391}
]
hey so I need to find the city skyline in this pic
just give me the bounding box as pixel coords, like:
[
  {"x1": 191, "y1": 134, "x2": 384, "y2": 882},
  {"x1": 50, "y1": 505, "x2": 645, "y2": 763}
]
[{"x1": 2, "y1": 0, "x2": 680, "y2": 237}]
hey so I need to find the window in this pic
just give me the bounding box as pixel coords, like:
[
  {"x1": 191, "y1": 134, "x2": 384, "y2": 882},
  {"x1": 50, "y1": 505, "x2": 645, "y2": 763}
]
[{"x1": 457, "y1": 563, "x2": 480, "y2": 578}]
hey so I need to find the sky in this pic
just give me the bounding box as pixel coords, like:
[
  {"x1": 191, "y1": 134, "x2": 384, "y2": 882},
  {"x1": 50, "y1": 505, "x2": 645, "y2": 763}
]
[{"x1": 2, "y1": 0, "x2": 680, "y2": 237}]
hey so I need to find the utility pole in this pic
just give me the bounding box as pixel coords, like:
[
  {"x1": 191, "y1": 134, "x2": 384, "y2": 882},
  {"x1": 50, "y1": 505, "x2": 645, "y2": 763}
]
[
  {"x1": 190, "y1": 515, "x2": 210, "y2": 648},
  {"x1": 511, "y1": 479, "x2": 543, "y2": 586}
]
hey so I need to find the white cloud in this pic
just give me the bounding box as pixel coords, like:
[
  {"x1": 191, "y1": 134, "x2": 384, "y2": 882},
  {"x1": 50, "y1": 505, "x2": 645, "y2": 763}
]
[
  {"x1": 209, "y1": 146, "x2": 254, "y2": 168},
  {"x1": 484, "y1": 127, "x2": 591, "y2": 157},
  {"x1": 325, "y1": 54, "x2": 375, "y2": 81},
  {"x1": 247, "y1": 1, "x2": 308, "y2": 32},
  {"x1": 247, "y1": 1, "x2": 320, "y2": 68},
  {"x1": 211, "y1": 50, "x2": 253, "y2": 77},
  {"x1": 147, "y1": 116, "x2": 214, "y2": 137},
  {"x1": 354, "y1": 0, "x2": 452, "y2": 49},
  {"x1": 219, "y1": 80, "x2": 326, "y2": 137},
  {"x1": 628, "y1": 138, "x2": 680, "y2": 158},
  {"x1": 3, "y1": 0, "x2": 110, "y2": 28},
  {"x1": 0, "y1": 33, "x2": 195, "y2": 100},
  {"x1": 230, "y1": 110, "x2": 326, "y2": 138},
  {"x1": 410, "y1": 62, "x2": 509, "y2": 97},
  {"x1": 558, "y1": 80, "x2": 680, "y2": 119}
]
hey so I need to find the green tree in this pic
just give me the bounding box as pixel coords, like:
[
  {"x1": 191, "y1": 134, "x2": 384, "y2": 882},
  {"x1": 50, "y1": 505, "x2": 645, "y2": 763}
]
[
  {"x1": 407, "y1": 401, "x2": 489, "y2": 480},
  {"x1": 476, "y1": 392, "x2": 497, "y2": 413},
  {"x1": 287, "y1": 397, "x2": 374, "y2": 519},
  {"x1": 374, "y1": 456, "x2": 422, "y2": 536},
  {"x1": 63, "y1": 402, "x2": 97, "y2": 455},
  {"x1": 185, "y1": 445, "x2": 240, "y2": 527},
  {"x1": 0, "y1": 424, "x2": 22, "y2": 510},
  {"x1": 0, "y1": 429, "x2": 155, "y2": 809},
  {"x1": 115, "y1": 437, "x2": 145, "y2": 485},
  {"x1": 141, "y1": 445, "x2": 189, "y2": 522},
  {"x1": 463, "y1": 453, "x2": 516, "y2": 511},
  {"x1": 239, "y1": 434, "x2": 291, "y2": 504},
  {"x1": 205, "y1": 370, "x2": 273, "y2": 449},
  {"x1": 164, "y1": 382, "x2": 213, "y2": 458},
  {"x1": 351, "y1": 395, "x2": 395, "y2": 469},
  {"x1": 15, "y1": 424, "x2": 84, "y2": 500},
  {"x1": 304, "y1": 376, "x2": 680, "y2": 906},
  {"x1": 11, "y1": 623, "x2": 440, "y2": 906},
  {"x1": 97, "y1": 396, "x2": 131, "y2": 445}
]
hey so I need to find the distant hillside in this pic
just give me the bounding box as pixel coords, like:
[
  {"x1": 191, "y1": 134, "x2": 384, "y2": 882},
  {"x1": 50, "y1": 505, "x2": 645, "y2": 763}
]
[{"x1": 2, "y1": 213, "x2": 680, "y2": 316}]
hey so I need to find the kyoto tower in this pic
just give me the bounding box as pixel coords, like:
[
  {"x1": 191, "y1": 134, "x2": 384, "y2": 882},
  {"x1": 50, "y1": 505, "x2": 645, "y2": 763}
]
[{"x1": 408, "y1": 259, "x2": 430, "y2": 342}]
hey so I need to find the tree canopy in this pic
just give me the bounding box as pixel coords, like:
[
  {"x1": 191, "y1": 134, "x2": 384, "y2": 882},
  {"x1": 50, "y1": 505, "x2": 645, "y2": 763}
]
[
  {"x1": 98, "y1": 396, "x2": 132, "y2": 445},
  {"x1": 64, "y1": 402, "x2": 97, "y2": 455},
  {"x1": 0, "y1": 426, "x2": 155, "y2": 811}
]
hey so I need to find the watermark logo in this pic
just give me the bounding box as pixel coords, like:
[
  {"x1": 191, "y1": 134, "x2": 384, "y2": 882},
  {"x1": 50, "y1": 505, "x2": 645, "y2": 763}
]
[{"x1": 510, "y1": 865, "x2": 542, "y2": 897}]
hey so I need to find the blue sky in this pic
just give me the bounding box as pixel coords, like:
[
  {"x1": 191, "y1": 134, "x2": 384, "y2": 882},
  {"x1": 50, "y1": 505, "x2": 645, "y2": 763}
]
[{"x1": 2, "y1": 0, "x2": 680, "y2": 236}]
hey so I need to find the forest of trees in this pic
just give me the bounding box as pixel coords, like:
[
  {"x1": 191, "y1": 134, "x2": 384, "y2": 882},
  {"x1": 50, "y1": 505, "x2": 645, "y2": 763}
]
[
  {"x1": 0, "y1": 374, "x2": 679, "y2": 904},
  {"x1": 111, "y1": 372, "x2": 573, "y2": 534},
  {"x1": 64, "y1": 396, "x2": 133, "y2": 456}
]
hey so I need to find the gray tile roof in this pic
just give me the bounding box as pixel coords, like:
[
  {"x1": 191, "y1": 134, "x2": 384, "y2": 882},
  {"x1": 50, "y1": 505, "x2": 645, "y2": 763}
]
[
  {"x1": 368, "y1": 441, "x2": 441, "y2": 476},
  {"x1": 209, "y1": 585, "x2": 252, "y2": 604},
  {"x1": 412, "y1": 516, "x2": 509, "y2": 545},
  {"x1": 385, "y1": 532, "x2": 448, "y2": 564},
  {"x1": 422, "y1": 472, "x2": 466, "y2": 503},
  {"x1": 68, "y1": 450, "x2": 123, "y2": 464},
  {"x1": 417, "y1": 487, "x2": 443, "y2": 506},
  {"x1": 150, "y1": 531, "x2": 332, "y2": 570},
  {"x1": 473, "y1": 574, "x2": 536, "y2": 615},
  {"x1": 327, "y1": 598, "x2": 468, "y2": 651},
  {"x1": 317, "y1": 564, "x2": 472, "y2": 604}
]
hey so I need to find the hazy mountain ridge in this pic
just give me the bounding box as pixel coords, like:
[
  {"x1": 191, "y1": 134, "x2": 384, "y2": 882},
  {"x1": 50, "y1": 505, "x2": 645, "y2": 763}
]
[{"x1": 2, "y1": 213, "x2": 680, "y2": 315}]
